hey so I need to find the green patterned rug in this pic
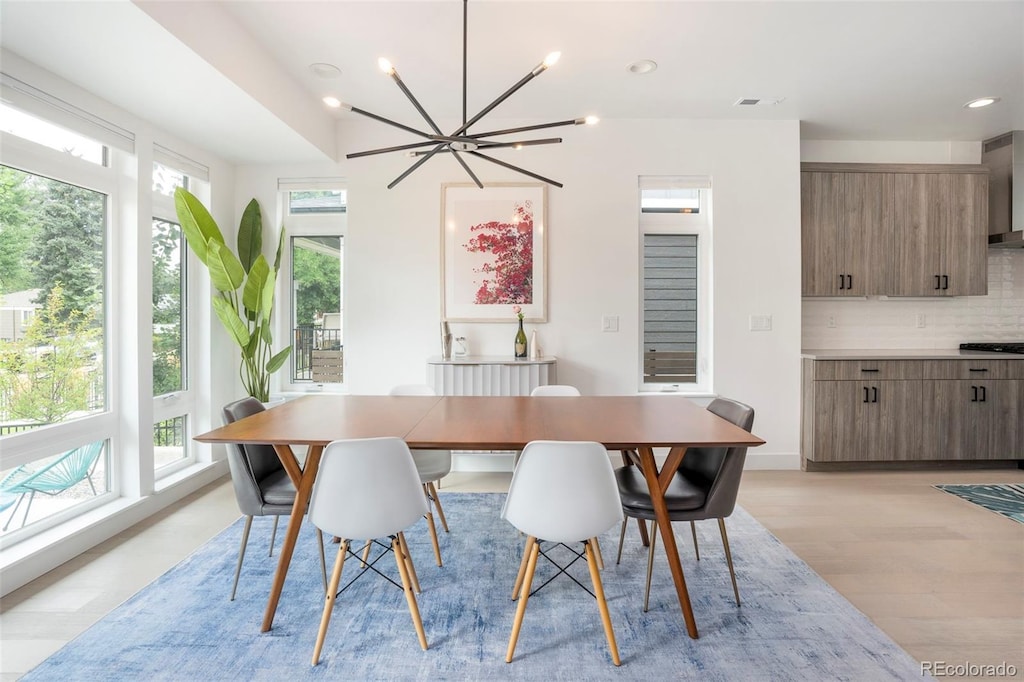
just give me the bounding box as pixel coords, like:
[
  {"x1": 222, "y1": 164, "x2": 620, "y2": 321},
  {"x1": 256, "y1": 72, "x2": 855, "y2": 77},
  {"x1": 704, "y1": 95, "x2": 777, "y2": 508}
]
[{"x1": 934, "y1": 484, "x2": 1024, "y2": 523}]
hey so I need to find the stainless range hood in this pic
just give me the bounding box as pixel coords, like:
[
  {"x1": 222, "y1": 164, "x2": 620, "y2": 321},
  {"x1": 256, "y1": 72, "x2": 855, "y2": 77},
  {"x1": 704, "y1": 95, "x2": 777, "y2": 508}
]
[{"x1": 982, "y1": 130, "x2": 1024, "y2": 248}]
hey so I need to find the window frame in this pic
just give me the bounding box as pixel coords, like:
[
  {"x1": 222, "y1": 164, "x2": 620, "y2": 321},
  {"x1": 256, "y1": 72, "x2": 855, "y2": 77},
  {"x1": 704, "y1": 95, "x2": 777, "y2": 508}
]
[
  {"x1": 638, "y1": 181, "x2": 712, "y2": 394},
  {"x1": 276, "y1": 186, "x2": 347, "y2": 393}
]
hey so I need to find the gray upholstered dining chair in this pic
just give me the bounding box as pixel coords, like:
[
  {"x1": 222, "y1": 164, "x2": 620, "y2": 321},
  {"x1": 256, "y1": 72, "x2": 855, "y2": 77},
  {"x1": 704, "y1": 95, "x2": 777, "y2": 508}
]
[
  {"x1": 614, "y1": 397, "x2": 755, "y2": 611},
  {"x1": 389, "y1": 384, "x2": 452, "y2": 568},
  {"x1": 222, "y1": 397, "x2": 327, "y2": 601},
  {"x1": 309, "y1": 436, "x2": 430, "y2": 665}
]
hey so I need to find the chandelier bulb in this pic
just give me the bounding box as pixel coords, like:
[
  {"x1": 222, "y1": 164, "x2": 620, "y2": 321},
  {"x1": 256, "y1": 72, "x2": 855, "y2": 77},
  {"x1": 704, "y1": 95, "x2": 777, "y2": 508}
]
[
  {"x1": 543, "y1": 52, "x2": 561, "y2": 68},
  {"x1": 378, "y1": 58, "x2": 395, "y2": 75},
  {"x1": 584, "y1": 115, "x2": 599, "y2": 125}
]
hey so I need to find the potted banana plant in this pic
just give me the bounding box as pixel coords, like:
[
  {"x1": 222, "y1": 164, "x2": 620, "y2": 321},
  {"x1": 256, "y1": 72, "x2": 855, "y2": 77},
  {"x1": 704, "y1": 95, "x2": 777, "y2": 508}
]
[{"x1": 174, "y1": 188, "x2": 291, "y2": 402}]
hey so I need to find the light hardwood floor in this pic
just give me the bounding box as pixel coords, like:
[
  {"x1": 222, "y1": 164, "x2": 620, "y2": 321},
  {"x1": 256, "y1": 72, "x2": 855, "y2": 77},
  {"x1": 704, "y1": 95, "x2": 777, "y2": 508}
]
[{"x1": 2, "y1": 468, "x2": 1022, "y2": 680}]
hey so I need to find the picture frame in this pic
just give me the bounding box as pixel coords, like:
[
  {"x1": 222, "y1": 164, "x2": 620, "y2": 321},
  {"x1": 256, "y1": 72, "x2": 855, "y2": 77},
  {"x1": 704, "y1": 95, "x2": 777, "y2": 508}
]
[{"x1": 441, "y1": 183, "x2": 547, "y2": 322}]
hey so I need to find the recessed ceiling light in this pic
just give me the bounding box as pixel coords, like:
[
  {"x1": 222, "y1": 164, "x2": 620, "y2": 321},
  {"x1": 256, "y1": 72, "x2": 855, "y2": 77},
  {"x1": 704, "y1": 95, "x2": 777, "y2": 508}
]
[
  {"x1": 322, "y1": 96, "x2": 342, "y2": 108},
  {"x1": 627, "y1": 59, "x2": 658, "y2": 75},
  {"x1": 309, "y1": 63, "x2": 342, "y2": 79},
  {"x1": 964, "y1": 96, "x2": 1000, "y2": 109}
]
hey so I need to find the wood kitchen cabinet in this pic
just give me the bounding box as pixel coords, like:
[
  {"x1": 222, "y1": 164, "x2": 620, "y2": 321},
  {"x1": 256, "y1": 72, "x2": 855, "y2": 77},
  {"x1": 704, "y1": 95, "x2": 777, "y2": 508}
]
[
  {"x1": 801, "y1": 163, "x2": 988, "y2": 297},
  {"x1": 892, "y1": 171, "x2": 989, "y2": 296},
  {"x1": 802, "y1": 357, "x2": 1024, "y2": 465},
  {"x1": 801, "y1": 171, "x2": 893, "y2": 296}
]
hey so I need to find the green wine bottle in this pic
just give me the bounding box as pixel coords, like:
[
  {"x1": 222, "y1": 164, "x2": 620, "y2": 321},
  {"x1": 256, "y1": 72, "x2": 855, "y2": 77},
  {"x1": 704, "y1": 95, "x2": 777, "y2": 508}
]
[{"x1": 514, "y1": 318, "x2": 528, "y2": 358}]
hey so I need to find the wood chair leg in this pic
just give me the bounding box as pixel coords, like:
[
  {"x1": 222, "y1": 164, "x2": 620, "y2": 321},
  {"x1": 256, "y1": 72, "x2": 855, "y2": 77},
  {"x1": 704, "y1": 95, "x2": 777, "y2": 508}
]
[
  {"x1": 268, "y1": 516, "x2": 279, "y2": 557},
  {"x1": 644, "y1": 521, "x2": 658, "y2": 613},
  {"x1": 425, "y1": 510, "x2": 443, "y2": 567},
  {"x1": 690, "y1": 520, "x2": 700, "y2": 561},
  {"x1": 230, "y1": 516, "x2": 253, "y2": 601},
  {"x1": 506, "y1": 537, "x2": 540, "y2": 663},
  {"x1": 615, "y1": 518, "x2": 627, "y2": 565},
  {"x1": 312, "y1": 540, "x2": 349, "y2": 666},
  {"x1": 511, "y1": 536, "x2": 536, "y2": 600},
  {"x1": 361, "y1": 540, "x2": 372, "y2": 568},
  {"x1": 315, "y1": 529, "x2": 328, "y2": 594},
  {"x1": 718, "y1": 518, "x2": 741, "y2": 606},
  {"x1": 397, "y1": 531, "x2": 422, "y2": 594},
  {"x1": 393, "y1": 535, "x2": 428, "y2": 650},
  {"x1": 426, "y1": 481, "x2": 449, "y2": 532},
  {"x1": 585, "y1": 539, "x2": 621, "y2": 666},
  {"x1": 591, "y1": 536, "x2": 604, "y2": 570}
]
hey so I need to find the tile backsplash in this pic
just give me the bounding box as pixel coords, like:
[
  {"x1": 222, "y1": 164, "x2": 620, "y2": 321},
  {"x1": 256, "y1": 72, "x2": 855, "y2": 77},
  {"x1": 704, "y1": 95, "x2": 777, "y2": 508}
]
[{"x1": 802, "y1": 250, "x2": 1024, "y2": 349}]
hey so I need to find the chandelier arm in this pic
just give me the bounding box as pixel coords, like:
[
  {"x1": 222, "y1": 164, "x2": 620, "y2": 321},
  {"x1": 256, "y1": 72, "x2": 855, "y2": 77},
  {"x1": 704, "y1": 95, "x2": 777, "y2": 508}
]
[
  {"x1": 451, "y1": 151, "x2": 484, "y2": 188},
  {"x1": 466, "y1": 119, "x2": 582, "y2": 139},
  {"x1": 387, "y1": 144, "x2": 446, "y2": 189},
  {"x1": 452, "y1": 68, "x2": 544, "y2": 137},
  {"x1": 462, "y1": 0, "x2": 468, "y2": 126},
  {"x1": 467, "y1": 151, "x2": 564, "y2": 188},
  {"x1": 409, "y1": 138, "x2": 560, "y2": 157},
  {"x1": 346, "y1": 139, "x2": 447, "y2": 159},
  {"x1": 348, "y1": 105, "x2": 435, "y2": 140},
  {"x1": 389, "y1": 72, "x2": 445, "y2": 135}
]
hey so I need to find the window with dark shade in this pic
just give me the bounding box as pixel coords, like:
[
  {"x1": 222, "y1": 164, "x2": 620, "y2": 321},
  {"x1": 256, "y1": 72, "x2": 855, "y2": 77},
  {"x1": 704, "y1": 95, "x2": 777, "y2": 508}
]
[{"x1": 642, "y1": 234, "x2": 698, "y2": 383}]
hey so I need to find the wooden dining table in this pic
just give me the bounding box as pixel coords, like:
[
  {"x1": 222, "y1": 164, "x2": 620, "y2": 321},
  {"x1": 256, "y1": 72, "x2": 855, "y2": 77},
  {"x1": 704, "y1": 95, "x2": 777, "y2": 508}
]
[{"x1": 194, "y1": 394, "x2": 765, "y2": 639}]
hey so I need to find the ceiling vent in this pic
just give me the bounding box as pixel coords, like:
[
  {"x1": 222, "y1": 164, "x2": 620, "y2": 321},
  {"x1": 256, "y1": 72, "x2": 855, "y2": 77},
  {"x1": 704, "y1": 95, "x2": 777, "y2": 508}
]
[{"x1": 733, "y1": 97, "x2": 784, "y2": 107}]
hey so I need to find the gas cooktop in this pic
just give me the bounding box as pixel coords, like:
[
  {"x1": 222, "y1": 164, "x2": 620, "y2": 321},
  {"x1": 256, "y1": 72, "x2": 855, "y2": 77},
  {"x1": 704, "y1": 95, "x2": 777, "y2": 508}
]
[{"x1": 959, "y1": 342, "x2": 1024, "y2": 355}]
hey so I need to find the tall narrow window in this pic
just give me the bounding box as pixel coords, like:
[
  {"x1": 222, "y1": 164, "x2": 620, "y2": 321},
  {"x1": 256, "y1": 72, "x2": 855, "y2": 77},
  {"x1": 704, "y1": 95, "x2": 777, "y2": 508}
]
[
  {"x1": 291, "y1": 236, "x2": 343, "y2": 383},
  {"x1": 639, "y1": 177, "x2": 711, "y2": 392}
]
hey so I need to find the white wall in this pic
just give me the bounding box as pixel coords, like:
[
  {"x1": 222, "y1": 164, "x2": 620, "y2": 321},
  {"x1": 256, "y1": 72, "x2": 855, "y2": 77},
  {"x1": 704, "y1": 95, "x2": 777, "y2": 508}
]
[
  {"x1": 800, "y1": 140, "x2": 1024, "y2": 349},
  {"x1": 236, "y1": 117, "x2": 803, "y2": 468}
]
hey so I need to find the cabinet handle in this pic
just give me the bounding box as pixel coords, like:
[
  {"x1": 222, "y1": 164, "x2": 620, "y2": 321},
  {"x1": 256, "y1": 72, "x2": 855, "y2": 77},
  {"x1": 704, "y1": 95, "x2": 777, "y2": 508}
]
[
  {"x1": 969, "y1": 368, "x2": 988, "y2": 373},
  {"x1": 980, "y1": 385, "x2": 987, "y2": 402},
  {"x1": 839, "y1": 274, "x2": 846, "y2": 290},
  {"x1": 861, "y1": 369, "x2": 880, "y2": 373},
  {"x1": 942, "y1": 275, "x2": 949, "y2": 290},
  {"x1": 871, "y1": 386, "x2": 878, "y2": 403},
  {"x1": 846, "y1": 274, "x2": 853, "y2": 290},
  {"x1": 935, "y1": 275, "x2": 941, "y2": 290},
  {"x1": 863, "y1": 386, "x2": 870, "y2": 403},
  {"x1": 971, "y1": 385, "x2": 978, "y2": 402}
]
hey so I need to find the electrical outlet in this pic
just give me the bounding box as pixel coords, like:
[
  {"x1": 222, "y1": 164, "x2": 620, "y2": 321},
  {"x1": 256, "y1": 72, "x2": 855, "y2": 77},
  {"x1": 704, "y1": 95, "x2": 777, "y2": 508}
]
[
  {"x1": 749, "y1": 314, "x2": 772, "y2": 332},
  {"x1": 827, "y1": 315, "x2": 837, "y2": 328},
  {"x1": 916, "y1": 313, "x2": 926, "y2": 328},
  {"x1": 601, "y1": 315, "x2": 619, "y2": 332}
]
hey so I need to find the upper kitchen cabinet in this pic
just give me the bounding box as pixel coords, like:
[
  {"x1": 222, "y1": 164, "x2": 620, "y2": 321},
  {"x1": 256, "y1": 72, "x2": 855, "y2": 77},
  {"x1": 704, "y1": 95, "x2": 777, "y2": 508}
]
[
  {"x1": 801, "y1": 170, "x2": 893, "y2": 296},
  {"x1": 801, "y1": 163, "x2": 988, "y2": 297},
  {"x1": 892, "y1": 169, "x2": 988, "y2": 296}
]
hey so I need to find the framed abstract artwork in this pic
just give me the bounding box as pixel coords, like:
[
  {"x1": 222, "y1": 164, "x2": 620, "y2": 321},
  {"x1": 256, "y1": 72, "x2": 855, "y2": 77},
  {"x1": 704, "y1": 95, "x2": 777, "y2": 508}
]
[{"x1": 441, "y1": 183, "x2": 547, "y2": 322}]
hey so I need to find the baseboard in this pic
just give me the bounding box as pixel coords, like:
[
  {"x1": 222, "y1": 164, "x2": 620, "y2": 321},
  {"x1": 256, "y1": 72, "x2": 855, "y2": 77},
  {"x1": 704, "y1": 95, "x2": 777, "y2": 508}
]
[{"x1": 804, "y1": 459, "x2": 1023, "y2": 472}]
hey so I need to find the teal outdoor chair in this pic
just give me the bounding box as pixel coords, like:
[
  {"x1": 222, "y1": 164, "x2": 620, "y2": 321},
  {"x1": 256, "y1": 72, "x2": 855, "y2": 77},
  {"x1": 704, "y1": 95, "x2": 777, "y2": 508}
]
[{"x1": 1, "y1": 441, "x2": 104, "y2": 531}]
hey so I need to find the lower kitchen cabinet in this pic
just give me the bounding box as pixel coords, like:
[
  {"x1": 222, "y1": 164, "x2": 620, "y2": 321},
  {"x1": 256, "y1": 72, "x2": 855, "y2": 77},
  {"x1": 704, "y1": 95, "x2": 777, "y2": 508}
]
[{"x1": 802, "y1": 358, "x2": 1024, "y2": 464}]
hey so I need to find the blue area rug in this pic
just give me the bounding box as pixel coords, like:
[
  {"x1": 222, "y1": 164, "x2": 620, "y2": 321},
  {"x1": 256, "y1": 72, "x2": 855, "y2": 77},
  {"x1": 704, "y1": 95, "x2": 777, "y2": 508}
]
[
  {"x1": 934, "y1": 483, "x2": 1024, "y2": 523},
  {"x1": 25, "y1": 493, "x2": 925, "y2": 681}
]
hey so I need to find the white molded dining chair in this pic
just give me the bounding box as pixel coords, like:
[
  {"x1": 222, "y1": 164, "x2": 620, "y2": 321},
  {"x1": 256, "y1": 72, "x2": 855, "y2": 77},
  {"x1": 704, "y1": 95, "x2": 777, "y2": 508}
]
[
  {"x1": 502, "y1": 440, "x2": 623, "y2": 666},
  {"x1": 529, "y1": 384, "x2": 581, "y2": 397},
  {"x1": 309, "y1": 437, "x2": 430, "y2": 665},
  {"x1": 389, "y1": 384, "x2": 452, "y2": 567}
]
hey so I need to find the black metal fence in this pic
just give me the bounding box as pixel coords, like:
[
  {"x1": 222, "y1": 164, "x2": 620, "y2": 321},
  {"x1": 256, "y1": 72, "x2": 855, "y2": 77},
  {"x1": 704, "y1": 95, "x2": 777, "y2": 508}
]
[{"x1": 293, "y1": 327, "x2": 342, "y2": 382}]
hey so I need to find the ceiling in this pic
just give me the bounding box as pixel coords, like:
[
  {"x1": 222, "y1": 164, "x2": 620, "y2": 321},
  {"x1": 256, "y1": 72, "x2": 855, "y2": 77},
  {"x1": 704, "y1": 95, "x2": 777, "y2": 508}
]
[{"x1": 1, "y1": 1, "x2": 1022, "y2": 166}]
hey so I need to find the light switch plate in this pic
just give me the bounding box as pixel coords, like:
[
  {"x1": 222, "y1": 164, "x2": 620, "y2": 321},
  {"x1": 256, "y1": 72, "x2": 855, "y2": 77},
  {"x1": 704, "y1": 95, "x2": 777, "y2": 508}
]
[
  {"x1": 749, "y1": 314, "x2": 772, "y2": 332},
  {"x1": 602, "y1": 315, "x2": 619, "y2": 332}
]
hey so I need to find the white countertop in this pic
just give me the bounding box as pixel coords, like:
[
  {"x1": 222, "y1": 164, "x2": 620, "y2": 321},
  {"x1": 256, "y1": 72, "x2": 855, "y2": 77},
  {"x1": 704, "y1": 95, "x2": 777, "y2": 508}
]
[{"x1": 802, "y1": 348, "x2": 1024, "y2": 360}]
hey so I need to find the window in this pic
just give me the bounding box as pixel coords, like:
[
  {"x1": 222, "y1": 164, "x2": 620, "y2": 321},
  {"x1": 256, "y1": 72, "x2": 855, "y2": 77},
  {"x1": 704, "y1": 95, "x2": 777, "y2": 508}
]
[
  {"x1": 0, "y1": 102, "x2": 105, "y2": 165},
  {"x1": 279, "y1": 180, "x2": 346, "y2": 388},
  {"x1": 639, "y1": 177, "x2": 711, "y2": 392}
]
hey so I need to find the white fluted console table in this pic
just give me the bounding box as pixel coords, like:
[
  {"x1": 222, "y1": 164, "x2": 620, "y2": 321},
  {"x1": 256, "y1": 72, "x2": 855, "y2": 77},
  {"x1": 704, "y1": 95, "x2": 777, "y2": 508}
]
[{"x1": 427, "y1": 356, "x2": 557, "y2": 472}]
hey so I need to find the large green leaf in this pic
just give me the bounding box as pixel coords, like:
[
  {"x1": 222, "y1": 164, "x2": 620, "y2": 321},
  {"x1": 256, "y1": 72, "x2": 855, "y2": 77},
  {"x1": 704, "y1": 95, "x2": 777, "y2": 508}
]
[
  {"x1": 273, "y1": 223, "x2": 286, "y2": 271},
  {"x1": 237, "y1": 199, "x2": 263, "y2": 274},
  {"x1": 242, "y1": 255, "x2": 270, "y2": 315},
  {"x1": 266, "y1": 346, "x2": 292, "y2": 373},
  {"x1": 211, "y1": 296, "x2": 250, "y2": 349},
  {"x1": 174, "y1": 188, "x2": 224, "y2": 266},
  {"x1": 260, "y1": 267, "x2": 276, "y2": 322},
  {"x1": 207, "y1": 241, "x2": 245, "y2": 293}
]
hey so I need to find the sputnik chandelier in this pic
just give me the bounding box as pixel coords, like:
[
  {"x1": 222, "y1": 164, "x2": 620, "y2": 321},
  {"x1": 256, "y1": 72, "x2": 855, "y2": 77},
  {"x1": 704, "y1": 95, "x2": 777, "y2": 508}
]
[{"x1": 331, "y1": 0, "x2": 597, "y2": 189}]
